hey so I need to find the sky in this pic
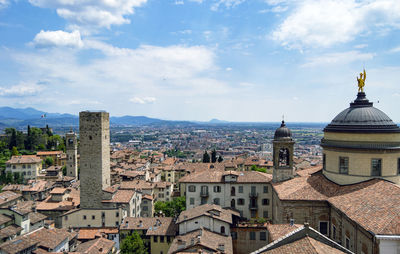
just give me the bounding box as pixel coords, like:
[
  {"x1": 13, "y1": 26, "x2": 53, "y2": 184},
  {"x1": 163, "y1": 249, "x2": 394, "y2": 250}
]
[{"x1": 0, "y1": 0, "x2": 400, "y2": 122}]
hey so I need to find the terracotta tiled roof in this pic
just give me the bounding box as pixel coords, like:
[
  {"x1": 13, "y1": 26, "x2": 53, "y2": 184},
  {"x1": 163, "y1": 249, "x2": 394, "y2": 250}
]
[
  {"x1": 179, "y1": 169, "x2": 272, "y2": 183},
  {"x1": 273, "y1": 169, "x2": 400, "y2": 235},
  {"x1": 328, "y1": 180, "x2": 400, "y2": 235},
  {"x1": 0, "y1": 235, "x2": 38, "y2": 254},
  {"x1": 0, "y1": 191, "x2": 22, "y2": 206},
  {"x1": 260, "y1": 236, "x2": 347, "y2": 254},
  {"x1": 75, "y1": 237, "x2": 115, "y2": 254},
  {"x1": 78, "y1": 228, "x2": 118, "y2": 240},
  {"x1": 177, "y1": 204, "x2": 239, "y2": 225},
  {"x1": 266, "y1": 224, "x2": 303, "y2": 242},
  {"x1": 7, "y1": 155, "x2": 42, "y2": 164},
  {"x1": 36, "y1": 151, "x2": 63, "y2": 156},
  {"x1": 102, "y1": 190, "x2": 135, "y2": 204},
  {"x1": 120, "y1": 180, "x2": 154, "y2": 190},
  {"x1": 29, "y1": 212, "x2": 47, "y2": 224},
  {"x1": 120, "y1": 217, "x2": 177, "y2": 236},
  {"x1": 143, "y1": 194, "x2": 153, "y2": 200},
  {"x1": 168, "y1": 228, "x2": 232, "y2": 254},
  {"x1": 27, "y1": 227, "x2": 76, "y2": 250},
  {"x1": 22, "y1": 180, "x2": 54, "y2": 193},
  {"x1": 50, "y1": 188, "x2": 67, "y2": 195},
  {"x1": 0, "y1": 214, "x2": 12, "y2": 225},
  {"x1": 0, "y1": 225, "x2": 23, "y2": 239}
]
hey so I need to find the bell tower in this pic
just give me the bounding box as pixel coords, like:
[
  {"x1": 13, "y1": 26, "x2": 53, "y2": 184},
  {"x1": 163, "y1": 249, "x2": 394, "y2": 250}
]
[
  {"x1": 273, "y1": 120, "x2": 295, "y2": 182},
  {"x1": 66, "y1": 130, "x2": 78, "y2": 178}
]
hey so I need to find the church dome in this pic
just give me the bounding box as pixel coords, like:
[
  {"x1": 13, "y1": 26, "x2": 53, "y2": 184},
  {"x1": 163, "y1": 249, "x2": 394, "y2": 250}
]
[
  {"x1": 324, "y1": 92, "x2": 400, "y2": 133},
  {"x1": 274, "y1": 121, "x2": 292, "y2": 140}
]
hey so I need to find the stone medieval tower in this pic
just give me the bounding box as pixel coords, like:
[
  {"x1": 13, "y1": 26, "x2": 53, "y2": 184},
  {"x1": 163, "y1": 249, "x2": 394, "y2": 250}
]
[
  {"x1": 273, "y1": 120, "x2": 295, "y2": 182},
  {"x1": 79, "y1": 111, "x2": 111, "y2": 209},
  {"x1": 66, "y1": 130, "x2": 78, "y2": 178}
]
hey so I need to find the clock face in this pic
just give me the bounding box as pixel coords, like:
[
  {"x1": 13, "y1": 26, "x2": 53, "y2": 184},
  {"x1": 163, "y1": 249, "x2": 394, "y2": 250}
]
[{"x1": 68, "y1": 139, "x2": 74, "y2": 145}]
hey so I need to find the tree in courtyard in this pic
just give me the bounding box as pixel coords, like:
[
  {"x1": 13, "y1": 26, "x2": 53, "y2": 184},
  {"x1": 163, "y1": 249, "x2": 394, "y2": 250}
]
[
  {"x1": 154, "y1": 196, "x2": 186, "y2": 217},
  {"x1": 211, "y1": 149, "x2": 217, "y2": 163},
  {"x1": 217, "y1": 155, "x2": 223, "y2": 163},
  {"x1": 202, "y1": 150, "x2": 210, "y2": 163},
  {"x1": 44, "y1": 157, "x2": 54, "y2": 167},
  {"x1": 120, "y1": 231, "x2": 147, "y2": 254}
]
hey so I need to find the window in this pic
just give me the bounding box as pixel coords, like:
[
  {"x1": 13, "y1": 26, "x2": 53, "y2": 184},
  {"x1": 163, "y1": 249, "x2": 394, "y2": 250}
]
[
  {"x1": 345, "y1": 237, "x2": 350, "y2": 249},
  {"x1": 263, "y1": 186, "x2": 268, "y2": 193},
  {"x1": 143, "y1": 206, "x2": 148, "y2": 211},
  {"x1": 116, "y1": 212, "x2": 119, "y2": 217},
  {"x1": 262, "y1": 199, "x2": 269, "y2": 206},
  {"x1": 250, "y1": 232, "x2": 256, "y2": 240},
  {"x1": 28, "y1": 171, "x2": 31, "y2": 175},
  {"x1": 188, "y1": 185, "x2": 196, "y2": 192},
  {"x1": 251, "y1": 186, "x2": 256, "y2": 195},
  {"x1": 12, "y1": 165, "x2": 16, "y2": 169},
  {"x1": 319, "y1": 221, "x2": 328, "y2": 235},
  {"x1": 143, "y1": 200, "x2": 148, "y2": 204},
  {"x1": 237, "y1": 198, "x2": 245, "y2": 205},
  {"x1": 238, "y1": 186, "x2": 243, "y2": 193},
  {"x1": 190, "y1": 198, "x2": 195, "y2": 205},
  {"x1": 260, "y1": 232, "x2": 267, "y2": 241},
  {"x1": 371, "y1": 159, "x2": 382, "y2": 176},
  {"x1": 201, "y1": 197, "x2": 207, "y2": 205},
  {"x1": 231, "y1": 186, "x2": 236, "y2": 196},
  {"x1": 28, "y1": 165, "x2": 31, "y2": 168},
  {"x1": 154, "y1": 236, "x2": 158, "y2": 242},
  {"x1": 213, "y1": 185, "x2": 221, "y2": 193},
  {"x1": 332, "y1": 225, "x2": 336, "y2": 240},
  {"x1": 65, "y1": 216, "x2": 68, "y2": 221},
  {"x1": 339, "y1": 157, "x2": 349, "y2": 174},
  {"x1": 323, "y1": 154, "x2": 326, "y2": 170},
  {"x1": 160, "y1": 236, "x2": 164, "y2": 243},
  {"x1": 115, "y1": 221, "x2": 119, "y2": 226},
  {"x1": 168, "y1": 173, "x2": 171, "y2": 177},
  {"x1": 251, "y1": 210, "x2": 257, "y2": 218},
  {"x1": 92, "y1": 215, "x2": 95, "y2": 220},
  {"x1": 398, "y1": 158, "x2": 400, "y2": 174},
  {"x1": 220, "y1": 226, "x2": 225, "y2": 234},
  {"x1": 213, "y1": 198, "x2": 220, "y2": 205},
  {"x1": 83, "y1": 215, "x2": 87, "y2": 220},
  {"x1": 167, "y1": 236, "x2": 171, "y2": 243},
  {"x1": 263, "y1": 211, "x2": 268, "y2": 218},
  {"x1": 22, "y1": 165, "x2": 26, "y2": 169}
]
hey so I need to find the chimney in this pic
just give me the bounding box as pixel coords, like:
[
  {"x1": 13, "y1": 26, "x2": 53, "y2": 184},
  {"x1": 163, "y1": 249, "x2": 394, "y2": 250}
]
[
  {"x1": 139, "y1": 220, "x2": 143, "y2": 227},
  {"x1": 289, "y1": 219, "x2": 294, "y2": 226}
]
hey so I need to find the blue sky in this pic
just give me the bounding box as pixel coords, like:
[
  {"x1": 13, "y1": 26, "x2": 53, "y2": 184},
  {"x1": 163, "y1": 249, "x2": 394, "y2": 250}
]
[{"x1": 1, "y1": 0, "x2": 400, "y2": 122}]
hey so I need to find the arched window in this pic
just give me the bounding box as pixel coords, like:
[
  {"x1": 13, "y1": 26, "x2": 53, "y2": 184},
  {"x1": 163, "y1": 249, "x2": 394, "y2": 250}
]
[
  {"x1": 221, "y1": 226, "x2": 225, "y2": 234},
  {"x1": 231, "y1": 186, "x2": 236, "y2": 196},
  {"x1": 279, "y1": 148, "x2": 290, "y2": 166}
]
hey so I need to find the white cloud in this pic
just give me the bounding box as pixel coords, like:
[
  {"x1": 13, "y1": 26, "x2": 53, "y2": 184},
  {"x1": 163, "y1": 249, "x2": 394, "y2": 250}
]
[
  {"x1": 390, "y1": 46, "x2": 400, "y2": 53},
  {"x1": 175, "y1": 0, "x2": 184, "y2": 4},
  {"x1": 354, "y1": 44, "x2": 368, "y2": 49},
  {"x1": 225, "y1": 67, "x2": 232, "y2": 71},
  {"x1": 28, "y1": 0, "x2": 147, "y2": 33},
  {"x1": 130, "y1": 96, "x2": 156, "y2": 104},
  {"x1": 0, "y1": 0, "x2": 8, "y2": 9},
  {"x1": 271, "y1": 0, "x2": 400, "y2": 49},
  {"x1": 211, "y1": 0, "x2": 246, "y2": 11},
  {"x1": 0, "y1": 82, "x2": 44, "y2": 96},
  {"x1": 33, "y1": 30, "x2": 83, "y2": 48},
  {"x1": 302, "y1": 51, "x2": 374, "y2": 67}
]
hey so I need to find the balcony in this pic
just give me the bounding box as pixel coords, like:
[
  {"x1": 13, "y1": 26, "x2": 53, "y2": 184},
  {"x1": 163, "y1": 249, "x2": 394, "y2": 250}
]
[
  {"x1": 249, "y1": 203, "x2": 258, "y2": 210},
  {"x1": 249, "y1": 192, "x2": 258, "y2": 198},
  {"x1": 200, "y1": 190, "x2": 209, "y2": 197}
]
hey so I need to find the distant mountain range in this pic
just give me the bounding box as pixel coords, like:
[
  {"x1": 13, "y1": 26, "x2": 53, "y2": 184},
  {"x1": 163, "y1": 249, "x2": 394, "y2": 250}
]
[
  {"x1": 0, "y1": 107, "x2": 182, "y2": 128},
  {"x1": 0, "y1": 106, "x2": 328, "y2": 130}
]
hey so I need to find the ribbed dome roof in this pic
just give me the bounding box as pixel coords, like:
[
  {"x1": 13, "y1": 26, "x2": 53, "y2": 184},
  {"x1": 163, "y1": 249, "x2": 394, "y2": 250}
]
[
  {"x1": 274, "y1": 121, "x2": 293, "y2": 140},
  {"x1": 324, "y1": 92, "x2": 400, "y2": 133}
]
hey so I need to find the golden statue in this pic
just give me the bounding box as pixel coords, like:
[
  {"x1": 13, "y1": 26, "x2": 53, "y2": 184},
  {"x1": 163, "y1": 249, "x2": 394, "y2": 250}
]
[{"x1": 357, "y1": 69, "x2": 366, "y2": 92}]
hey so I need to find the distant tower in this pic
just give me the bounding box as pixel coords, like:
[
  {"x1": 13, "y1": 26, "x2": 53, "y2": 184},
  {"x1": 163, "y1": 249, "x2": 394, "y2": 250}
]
[
  {"x1": 66, "y1": 130, "x2": 78, "y2": 178},
  {"x1": 79, "y1": 111, "x2": 111, "y2": 209},
  {"x1": 273, "y1": 121, "x2": 295, "y2": 182}
]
